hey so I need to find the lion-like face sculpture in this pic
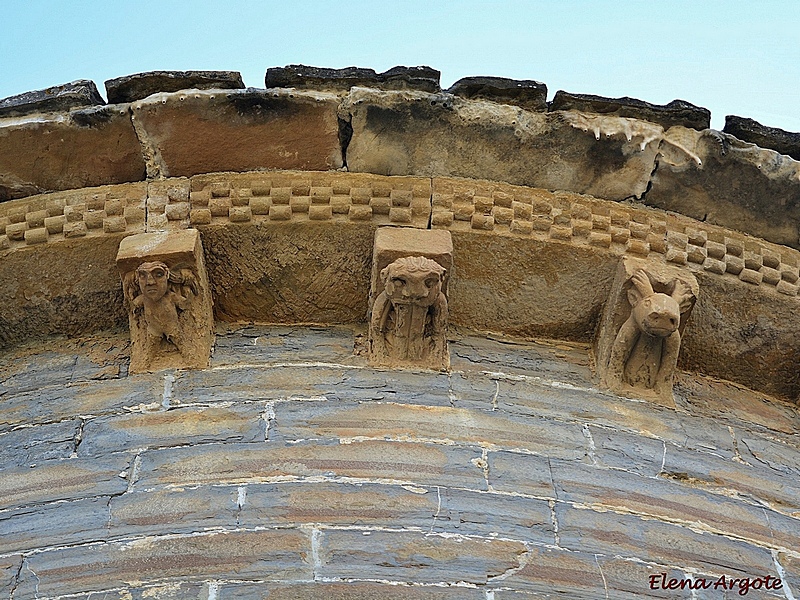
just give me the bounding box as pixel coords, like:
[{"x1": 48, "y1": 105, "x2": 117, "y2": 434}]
[
  {"x1": 381, "y1": 256, "x2": 446, "y2": 307},
  {"x1": 627, "y1": 269, "x2": 694, "y2": 338},
  {"x1": 137, "y1": 261, "x2": 170, "y2": 301}
]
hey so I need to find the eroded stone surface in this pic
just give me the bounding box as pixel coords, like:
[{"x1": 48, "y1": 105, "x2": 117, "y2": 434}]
[
  {"x1": 105, "y1": 70, "x2": 244, "y2": 104},
  {"x1": 267, "y1": 64, "x2": 440, "y2": 92},
  {"x1": 551, "y1": 91, "x2": 711, "y2": 130},
  {"x1": 0, "y1": 105, "x2": 146, "y2": 200},
  {"x1": 342, "y1": 88, "x2": 662, "y2": 201},
  {"x1": 648, "y1": 127, "x2": 800, "y2": 249},
  {"x1": 130, "y1": 89, "x2": 342, "y2": 178},
  {"x1": 117, "y1": 229, "x2": 214, "y2": 372},
  {"x1": 0, "y1": 80, "x2": 104, "y2": 118},
  {"x1": 447, "y1": 76, "x2": 547, "y2": 111},
  {"x1": 724, "y1": 115, "x2": 800, "y2": 161}
]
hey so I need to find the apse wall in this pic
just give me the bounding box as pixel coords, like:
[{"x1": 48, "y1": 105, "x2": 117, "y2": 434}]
[{"x1": 0, "y1": 67, "x2": 799, "y2": 599}]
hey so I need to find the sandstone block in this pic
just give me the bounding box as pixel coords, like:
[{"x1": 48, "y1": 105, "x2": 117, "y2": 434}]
[
  {"x1": 216, "y1": 582, "x2": 484, "y2": 600},
  {"x1": 648, "y1": 128, "x2": 800, "y2": 248},
  {"x1": 0, "y1": 419, "x2": 80, "y2": 469},
  {"x1": 0, "y1": 79, "x2": 104, "y2": 118},
  {"x1": 116, "y1": 229, "x2": 214, "y2": 372},
  {"x1": 343, "y1": 88, "x2": 662, "y2": 202},
  {"x1": 105, "y1": 70, "x2": 245, "y2": 104},
  {"x1": 487, "y1": 451, "x2": 555, "y2": 498},
  {"x1": 550, "y1": 91, "x2": 710, "y2": 130},
  {"x1": 130, "y1": 89, "x2": 342, "y2": 178},
  {"x1": 0, "y1": 105, "x2": 146, "y2": 200}
]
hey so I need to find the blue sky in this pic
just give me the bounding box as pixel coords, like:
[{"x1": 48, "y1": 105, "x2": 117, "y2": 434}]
[{"x1": 1, "y1": 0, "x2": 798, "y2": 131}]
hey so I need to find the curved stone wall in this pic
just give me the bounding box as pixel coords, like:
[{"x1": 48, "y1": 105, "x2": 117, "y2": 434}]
[
  {"x1": 1, "y1": 68, "x2": 800, "y2": 598},
  {"x1": 0, "y1": 327, "x2": 798, "y2": 599}
]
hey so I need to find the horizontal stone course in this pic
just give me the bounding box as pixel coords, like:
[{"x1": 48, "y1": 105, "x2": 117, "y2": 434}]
[
  {"x1": 135, "y1": 440, "x2": 486, "y2": 490},
  {"x1": 318, "y1": 529, "x2": 526, "y2": 584},
  {"x1": 78, "y1": 404, "x2": 266, "y2": 455},
  {"x1": 13, "y1": 529, "x2": 312, "y2": 598}
]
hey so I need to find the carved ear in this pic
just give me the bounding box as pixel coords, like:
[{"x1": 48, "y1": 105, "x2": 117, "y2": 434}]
[
  {"x1": 176, "y1": 268, "x2": 199, "y2": 296},
  {"x1": 671, "y1": 278, "x2": 695, "y2": 313},
  {"x1": 627, "y1": 269, "x2": 654, "y2": 306}
]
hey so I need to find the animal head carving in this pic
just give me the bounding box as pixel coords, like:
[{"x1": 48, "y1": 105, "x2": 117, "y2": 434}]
[
  {"x1": 380, "y1": 256, "x2": 446, "y2": 307},
  {"x1": 627, "y1": 269, "x2": 695, "y2": 338}
]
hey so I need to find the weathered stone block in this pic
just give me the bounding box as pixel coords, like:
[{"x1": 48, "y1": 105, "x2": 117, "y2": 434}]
[
  {"x1": 14, "y1": 530, "x2": 311, "y2": 598},
  {"x1": 596, "y1": 257, "x2": 698, "y2": 407},
  {"x1": 0, "y1": 496, "x2": 109, "y2": 554},
  {"x1": 116, "y1": 229, "x2": 214, "y2": 372},
  {"x1": 273, "y1": 400, "x2": 587, "y2": 459},
  {"x1": 266, "y1": 64, "x2": 440, "y2": 92},
  {"x1": 487, "y1": 451, "x2": 555, "y2": 498},
  {"x1": 0, "y1": 79, "x2": 104, "y2": 118},
  {"x1": 318, "y1": 529, "x2": 526, "y2": 584},
  {"x1": 0, "y1": 419, "x2": 80, "y2": 468},
  {"x1": 369, "y1": 228, "x2": 453, "y2": 369},
  {"x1": 555, "y1": 503, "x2": 775, "y2": 576},
  {"x1": 648, "y1": 128, "x2": 800, "y2": 248},
  {"x1": 135, "y1": 441, "x2": 486, "y2": 490},
  {"x1": 343, "y1": 88, "x2": 662, "y2": 202},
  {"x1": 79, "y1": 405, "x2": 266, "y2": 456},
  {"x1": 109, "y1": 486, "x2": 239, "y2": 538},
  {"x1": 130, "y1": 89, "x2": 342, "y2": 178},
  {"x1": 0, "y1": 105, "x2": 146, "y2": 200},
  {"x1": 105, "y1": 70, "x2": 245, "y2": 104},
  {"x1": 724, "y1": 115, "x2": 800, "y2": 161},
  {"x1": 551, "y1": 91, "x2": 710, "y2": 130},
  {"x1": 217, "y1": 582, "x2": 484, "y2": 599},
  {"x1": 447, "y1": 76, "x2": 548, "y2": 111},
  {"x1": 0, "y1": 455, "x2": 130, "y2": 510}
]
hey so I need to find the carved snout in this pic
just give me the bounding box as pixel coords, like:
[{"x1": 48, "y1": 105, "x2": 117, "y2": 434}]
[{"x1": 636, "y1": 295, "x2": 681, "y2": 337}]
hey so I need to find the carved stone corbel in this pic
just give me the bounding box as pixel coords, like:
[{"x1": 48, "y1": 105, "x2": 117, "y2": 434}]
[
  {"x1": 116, "y1": 229, "x2": 214, "y2": 373},
  {"x1": 368, "y1": 228, "x2": 453, "y2": 370},
  {"x1": 596, "y1": 257, "x2": 698, "y2": 407}
]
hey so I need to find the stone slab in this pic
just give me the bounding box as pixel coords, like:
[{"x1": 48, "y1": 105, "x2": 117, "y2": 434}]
[
  {"x1": 0, "y1": 105, "x2": 146, "y2": 200},
  {"x1": 447, "y1": 76, "x2": 548, "y2": 111},
  {"x1": 79, "y1": 405, "x2": 266, "y2": 456},
  {"x1": 318, "y1": 529, "x2": 526, "y2": 584},
  {"x1": 134, "y1": 440, "x2": 486, "y2": 490},
  {"x1": 105, "y1": 70, "x2": 245, "y2": 104},
  {"x1": 109, "y1": 486, "x2": 239, "y2": 538},
  {"x1": 0, "y1": 419, "x2": 80, "y2": 468},
  {"x1": 0, "y1": 80, "x2": 104, "y2": 118},
  {"x1": 550, "y1": 91, "x2": 710, "y2": 130},
  {"x1": 0, "y1": 455, "x2": 131, "y2": 510},
  {"x1": 0, "y1": 496, "x2": 109, "y2": 554},
  {"x1": 130, "y1": 89, "x2": 342, "y2": 178},
  {"x1": 216, "y1": 582, "x2": 484, "y2": 599},
  {"x1": 272, "y1": 400, "x2": 588, "y2": 459},
  {"x1": 14, "y1": 530, "x2": 311, "y2": 598},
  {"x1": 266, "y1": 64, "x2": 440, "y2": 92},
  {"x1": 724, "y1": 115, "x2": 800, "y2": 161},
  {"x1": 556, "y1": 503, "x2": 776, "y2": 576}
]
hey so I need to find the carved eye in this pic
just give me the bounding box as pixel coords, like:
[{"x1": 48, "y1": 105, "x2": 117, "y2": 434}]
[
  {"x1": 643, "y1": 298, "x2": 651, "y2": 308},
  {"x1": 391, "y1": 277, "x2": 406, "y2": 286},
  {"x1": 153, "y1": 270, "x2": 166, "y2": 278},
  {"x1": 424, "y1": 278, "x2": 438, "y2": 288}
]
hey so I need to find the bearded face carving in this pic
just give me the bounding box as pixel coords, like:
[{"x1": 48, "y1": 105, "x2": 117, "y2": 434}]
[{"x1": 369, "y1": 256, "x2": 449, "y2": 369}]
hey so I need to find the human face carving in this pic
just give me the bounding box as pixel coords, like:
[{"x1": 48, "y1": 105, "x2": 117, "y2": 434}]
[{"x1": 137, "y1": 262, "x2": 169, "y2": 301}]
